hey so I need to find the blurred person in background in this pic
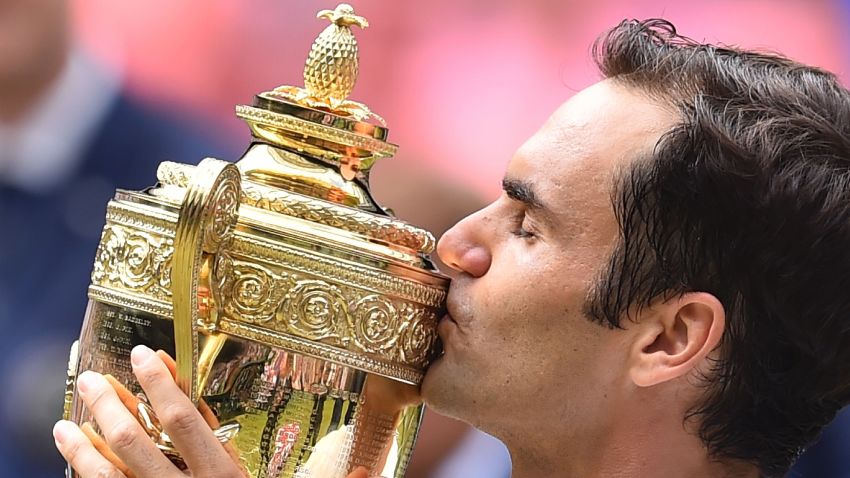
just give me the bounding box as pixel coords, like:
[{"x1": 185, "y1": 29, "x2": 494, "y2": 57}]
[{"x1": 0, "y1": 0, "x2": 238, "y2": 476}]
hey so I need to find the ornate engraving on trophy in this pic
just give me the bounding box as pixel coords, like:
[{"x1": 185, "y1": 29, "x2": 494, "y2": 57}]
[
  {"x1": 286, "y1": 279, "x2": 349, "y2": 342},
  {"x1": 349, "y1": 407, "x2": 396, "y2": 472},
  {"x1": 208, "y1": 176, "x2": 242, "y2": 245},
  {"x1": 215, "y1": 251, "x2": 441, "y2": 371},
  {"x1": 81, "y1": 303, "x2": 174, "y2": 391},
  {"x1": 91, "y1": 224, "x2": 174, "y2": 301},
  {"x1": 69, "y1": 300, "x2": 176, "y2": 433},
  {"x1": 218, "y1": 257, "x2": 284, "y2": 324}
]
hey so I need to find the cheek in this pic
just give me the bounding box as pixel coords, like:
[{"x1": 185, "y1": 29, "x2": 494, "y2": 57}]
[
  {"x1": 466, "y1": 247, "x2": 582, "y2": 340},
  {"x1": 507, "y1": 243, "x2": 589, "y2": 301},
  {"x1": 452, "y1": 226, "x2": 612, "y2": 349}
]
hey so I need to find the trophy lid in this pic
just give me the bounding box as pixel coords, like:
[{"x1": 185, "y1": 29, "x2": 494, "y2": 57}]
[{"x1": 235, "y1": 3, "x2": 395, "y2": 183}]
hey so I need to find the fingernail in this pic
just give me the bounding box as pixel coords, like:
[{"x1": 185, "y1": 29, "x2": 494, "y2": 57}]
[
  {"x1": 76, "y1": 371, "x2": 97, "y2": 394},
  {"x1": 53, "y1": 420, "x2": 73, "y2": 444},
  {"x1": 131, "y1": 345, "x2": 154, "y2": 367}
]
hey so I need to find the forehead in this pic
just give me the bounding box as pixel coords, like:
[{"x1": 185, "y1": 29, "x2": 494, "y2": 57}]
[{"x1": 506, "y1": 80, "x2": 675, "y2": 208}]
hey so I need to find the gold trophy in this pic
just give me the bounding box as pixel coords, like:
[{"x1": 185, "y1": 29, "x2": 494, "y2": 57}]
[{"x1": 63, "y1": 4, "x2": 448, "y2": 477}]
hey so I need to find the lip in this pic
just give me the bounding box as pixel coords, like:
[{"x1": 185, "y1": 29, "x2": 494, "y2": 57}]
[{"x1": 436, "y1": 313, "x2": 457, "y2": 340}]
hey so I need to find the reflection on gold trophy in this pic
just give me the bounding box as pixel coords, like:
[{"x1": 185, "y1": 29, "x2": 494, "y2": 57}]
[{"x1": 63, "y1": 4, "x2": 449, "y2": 477}]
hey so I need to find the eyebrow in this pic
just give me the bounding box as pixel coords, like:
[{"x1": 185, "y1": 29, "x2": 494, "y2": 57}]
[{"x1": 502, "y1": 178, "x2": 547, "y2": 211}]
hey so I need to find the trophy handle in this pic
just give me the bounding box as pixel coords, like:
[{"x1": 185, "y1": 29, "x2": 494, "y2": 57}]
[{"x1": 170, "y1": 158, "x2": 241, "y2": 403}]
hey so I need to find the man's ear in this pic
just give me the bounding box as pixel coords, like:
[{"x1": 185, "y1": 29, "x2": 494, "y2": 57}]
[{"x1": 628, "y1": 292, "x2": 725, "y2": 387}]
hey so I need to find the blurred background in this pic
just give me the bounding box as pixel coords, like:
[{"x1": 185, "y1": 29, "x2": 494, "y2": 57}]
[{"x1": 1, "y1": 0, "x2": 849, "y2": 477}]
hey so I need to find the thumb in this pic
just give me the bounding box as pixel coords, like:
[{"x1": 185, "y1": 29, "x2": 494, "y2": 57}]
[{"x1": 347, "y1": 466, "x2": 382, "y2": 478}]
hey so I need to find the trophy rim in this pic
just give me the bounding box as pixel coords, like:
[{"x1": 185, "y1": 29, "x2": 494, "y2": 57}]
[{"x1": 253, "y1": 93, "x2": 390, "y2": 142}]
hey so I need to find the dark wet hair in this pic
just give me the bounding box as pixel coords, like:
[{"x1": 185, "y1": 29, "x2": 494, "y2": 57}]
[{"x1": 585, "y1": 19, "x2": 850, "y2": 477}]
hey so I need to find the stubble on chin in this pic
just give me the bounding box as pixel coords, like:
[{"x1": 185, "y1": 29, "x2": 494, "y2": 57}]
[{"x1": 420, "y1": 358, "x2": 476, "y2": 424}]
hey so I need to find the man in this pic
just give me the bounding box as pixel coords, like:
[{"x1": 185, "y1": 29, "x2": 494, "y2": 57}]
[{"x1": 54, "y1": 19, "x2": 850, "y2": 477}]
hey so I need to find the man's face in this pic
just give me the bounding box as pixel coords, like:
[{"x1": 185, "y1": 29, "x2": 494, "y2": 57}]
[
  {"x1": 0, "y1": 0, "x2": 67, "y2": 77},
  {"x1": 0, "y1": 0, "x2": 68, "y2": 119},
  {"x1": 421, "y1": 80, "x2": 675, "y2": 440}
]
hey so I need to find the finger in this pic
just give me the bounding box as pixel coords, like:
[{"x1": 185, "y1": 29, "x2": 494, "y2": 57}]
[
  {"x1": 81, "y1": 422, "x2": 136, "y2": 478},
  {"x1": 157, "y1": 349, "x2": 244, "y2": 471},
  {"x1": 346, "y1": 467, "x2": 369, "y2": 478},
  {"x1": 152, "y1": 352, "x2": 218, "y2": 428},
  {"x1": 54, "y1": 419, "x2": 126, "y2": 478},
  {"x1": 156, "y1": 350, "x2": 178, "y2": 377},
  {"x1": 76, "y1": 370, "x2": 178, "y2": 478},
  {"x1": 131, "y1": 345, "x2": 241, "y2": 477},
  {"x1": 197, "y1": 397, "x2": 246, "y2": 467},
  {"x1": 104, "y1": 374, "x2": 141, "y2": 418}
]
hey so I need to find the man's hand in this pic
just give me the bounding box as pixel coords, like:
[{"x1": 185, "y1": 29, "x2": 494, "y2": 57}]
[
  {"x1": 54, "y1": 345, "x2": 384, "y2": 478},
  {"x1": 54, "y1": 345, "x2": 244, "y2": 478}
]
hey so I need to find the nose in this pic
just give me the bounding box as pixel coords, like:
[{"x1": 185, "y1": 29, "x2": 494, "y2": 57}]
[{"x1": 436, "y1": 210, "x2": 492, "y2": 278}]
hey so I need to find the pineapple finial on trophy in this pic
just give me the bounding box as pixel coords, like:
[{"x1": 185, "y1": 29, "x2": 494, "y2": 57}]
[
  {"x1": 305, "y1": 3, "x2": 368, "y2": 101},
  {"x1": 274, "y1": 3, "x2": 382, "y2": 124}
]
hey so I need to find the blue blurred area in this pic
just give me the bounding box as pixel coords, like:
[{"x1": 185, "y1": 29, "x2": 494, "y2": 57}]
[
  {"x1": 792, "y1": 406, "x2": 850, "y2": 478},
  {"x1": 788, "y1": 2, "x2": 850, "y2": 475},
  {"x1": 0, "y1": 86, "x2": 238, "y2": 477}
]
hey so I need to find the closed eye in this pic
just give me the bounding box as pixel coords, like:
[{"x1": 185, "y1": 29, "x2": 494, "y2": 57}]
[{"x1": 511, "y1": 211, "x2": 537, "y2": 240}]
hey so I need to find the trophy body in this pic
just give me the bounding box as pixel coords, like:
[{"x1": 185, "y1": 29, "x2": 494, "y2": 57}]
[{"x1": 63, "y1": 5, "x2": 448, "y2": 478}]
